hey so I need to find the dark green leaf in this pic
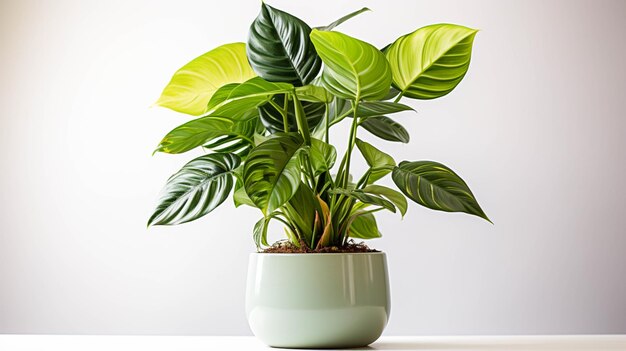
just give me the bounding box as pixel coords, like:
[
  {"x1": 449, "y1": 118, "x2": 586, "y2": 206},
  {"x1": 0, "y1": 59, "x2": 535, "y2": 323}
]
[
  {"x1": 332, "y1": 188, "x2": 396, "y2": 213},
  {"x1": 352, "y1": 101, "x2": 414, "y2": 119},
  {"x1": 247, "y1": 3, "x2": 321, "y2": 85},
  {"x1": 148, "y1": 153, "x2": 240, "y2": 226},
  {"x1": 392, "y1": 161, "x2": 490, "y2": 222},
  {"x1": 203, "y1": 116, "x2": 259, "y2": 158},
  {"x1": 361, "y1": 116, "x2": 410, "y2": 143},
  {"x1": 258, "y1": 95, "x2": 325, "y2": 133},
  {"x1": 362, "y1": 184, "x2": 408, "y2": 217},
  {"x1": 243, "y1": 133, "x2": 305, "y2": 214}
]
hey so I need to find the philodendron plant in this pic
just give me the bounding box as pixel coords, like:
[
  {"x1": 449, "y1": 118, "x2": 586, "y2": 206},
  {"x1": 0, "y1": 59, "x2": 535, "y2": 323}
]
[{"x1": 149, "y1": 4, "x2": 490, "y2": 250}]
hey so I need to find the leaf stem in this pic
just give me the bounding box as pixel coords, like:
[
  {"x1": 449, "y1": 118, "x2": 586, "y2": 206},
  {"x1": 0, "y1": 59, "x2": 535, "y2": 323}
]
[
  {"x1": 324, "y1": 102, "x2": 330, "y2": 144},
  {"x1": 393, "y1": 91, "x2": 404, "y2": 103},
  {"x1": 292, "y1": 92, "x2": 311, "y2": 145},
  {"x1": 342, "y1": 99, "x2": 360, "y2": 188}
]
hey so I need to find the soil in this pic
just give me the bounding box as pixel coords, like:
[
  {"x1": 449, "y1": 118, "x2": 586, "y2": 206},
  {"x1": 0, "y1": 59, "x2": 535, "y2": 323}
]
[{"x1": 261, "y1": 240, "x2": 379, "y2": 254}]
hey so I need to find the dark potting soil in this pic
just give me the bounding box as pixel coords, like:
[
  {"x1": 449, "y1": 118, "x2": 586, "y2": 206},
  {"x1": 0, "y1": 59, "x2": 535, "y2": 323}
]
[{"x1": 261, "y1": 240, "x2": 378, "y2": 253}]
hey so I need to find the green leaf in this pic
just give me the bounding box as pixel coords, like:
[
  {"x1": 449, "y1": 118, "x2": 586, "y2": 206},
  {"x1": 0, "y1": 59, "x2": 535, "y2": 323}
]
[
  {"x1": 155, "y1": 116, "x2": 234, "y2": 154},
  {"x1": 202, "y1": 116, "x2": 258, "y2": 158},
  {"x1": 295, "y1": 85, "x2": 333, "y2": 103},
  {"x1": 362, "y1": 184, "x2": 408, "y2": 217},
  {"x1": 361, "y1": 116, "x2": 410, "y2": 143},
  {"x1": 392, "y1": 161, "x2": 490, "y2": 222},
  {"x1": 155, "y1": 43, "x2": 256, "y2": 116},
  {"x1": 243, "y1": 133, "x2": 305, "y2": 214},
  {"x1": 247, "y1": 3, "x2": 321, "y2": 86},
  {"x1": 310, "y1": 29, "x2": 392, "y2": 101},
  {"x1": 309, "y1": 138, "x2": 337, "y2": 176},
  {"x1": 233, "y1": 179, "x2": 255, "y2": 208},
  {"x1": 348, "y1": 212, "x2": 381, "y2": 239},
  {"x1": 258, "y1": 95, "x2": 325, "y2": 134},
  {"x1": 148, "y1": 153, "x2": 240, "y2": 226},
  {"x1": 282, "y1": 183, "x2": 317, "y2": 245},
  {"x1": 315, "y1": 7, "x2": 371, "y2": 31},
  {"x1": 352, "y1": 101, "x2": 415, "y2": 119},
  {"x1": 355, "y1": 139, "x2": 396, "y2": 183},
  {"x1": 383, "y1": 86, "x2": 401, "y2": 100},
  {"x1": 385, "y1": 24, "x2": 478, "y2": 99},
  {"x1": 332, "y1": 188, "x2": 396, "y2": 213},
  {"x1": 206, "y1": 77, "x2": 293, "y2": 119},
  {"x1": 206, "y1": 83, "x2": 240, "y2": 112},
  {"x1": 253, "y1": 216, "x2": 271, "y2": 248}
]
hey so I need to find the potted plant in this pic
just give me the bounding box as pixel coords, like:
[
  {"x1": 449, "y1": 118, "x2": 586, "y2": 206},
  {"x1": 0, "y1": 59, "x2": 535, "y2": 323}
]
[{"x1": 149, "y1": 3, "x2": 490, "y2": 348}]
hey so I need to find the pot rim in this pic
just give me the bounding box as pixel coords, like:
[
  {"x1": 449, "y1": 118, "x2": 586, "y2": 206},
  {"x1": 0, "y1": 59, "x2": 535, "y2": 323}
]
[{"x1": 250, "y1": 251, "x2": 386, "y2": 256}]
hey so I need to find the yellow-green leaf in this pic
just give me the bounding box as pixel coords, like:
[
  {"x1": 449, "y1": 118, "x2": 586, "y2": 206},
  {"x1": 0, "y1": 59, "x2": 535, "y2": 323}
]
[
  {"x1": 156, "y1": 43, "x2": 256, "y2": 116},
  {"x1": 310, "y1": 30, "x2": 392, "y2": 101},
  {"x1": 386, "y1": 24, "x2": 478, "y2": 100}
]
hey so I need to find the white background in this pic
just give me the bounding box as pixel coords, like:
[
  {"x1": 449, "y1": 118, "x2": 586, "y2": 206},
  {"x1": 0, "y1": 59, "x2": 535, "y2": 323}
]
[{"x1": 1, "y1": 0, "x2": 625, "y2": 335}]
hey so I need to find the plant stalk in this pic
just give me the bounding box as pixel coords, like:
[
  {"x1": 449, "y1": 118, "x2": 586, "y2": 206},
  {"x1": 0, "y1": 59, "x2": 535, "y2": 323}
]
[{"x1": 342, "y1": 99, "x2": 360, "y2": 188}]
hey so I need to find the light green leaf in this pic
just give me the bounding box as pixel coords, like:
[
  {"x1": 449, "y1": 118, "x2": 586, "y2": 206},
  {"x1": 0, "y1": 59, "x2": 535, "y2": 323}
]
[
  {"x1": 155, "y1": 116, "x2": 234, "y2": 154},
  {"x1": 247, "y1": 3, "x2": 321, "y2": 86},
  {"x1": 148, "y1": 153, "x2": 240, "y2": 226},
  {"x1": 233, "y1": 180, "x2": 255, "y2": 208},
  {"x1": 155, "y1": 43, "x2": 256, "y2": 116},
  {"x1": 206, "y1": 83, "x2": 240, "y2": 112},
  {"x1": 392, "y1": 161, "x2": 490, "y2": 222},
  {"x1": 295, "y1": 85, "x2": 333, "y2": 103},
  {"x1": 309, "y1": 138, "x2": 337, "y2": 175},
  {"x1": 310, "y1": 29, "x2": 392, "y2": 101},
  {"x1": 360, "y1": 116, "x2": 410, "y2": 143},
  {"x1": 386, "y1": 24, "x2": 478, "y2": 99},
  {"x1": 315, "y1": 7, "x2": 371, "y2": 31},
  {"x1": 362, "y1": 184, "x2": 408, "y2": 217},
  {"x1": 281, "y1": 183, "x2": 317, "y2": 245},
  {"x1": 243, "y1": 133, "x2": 305, "y2": 214},
  {"x1": 253, "y1": 216, "x2": 271, "y2": 248},
  {"x1": 355, "y1": 139, "x2": 396, "y2": 183},
  {"x1": 348, "y1": 212, "x2": 381, "y2": 239},
  {"x1": 206, "y1": 77, "x2": 293, "y2": 119}
]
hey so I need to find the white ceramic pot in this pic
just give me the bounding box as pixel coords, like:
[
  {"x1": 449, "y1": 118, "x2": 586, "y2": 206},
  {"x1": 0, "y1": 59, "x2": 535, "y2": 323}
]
[{"x1": 245, "y1": 252, "x2": 390, "y2": 348}]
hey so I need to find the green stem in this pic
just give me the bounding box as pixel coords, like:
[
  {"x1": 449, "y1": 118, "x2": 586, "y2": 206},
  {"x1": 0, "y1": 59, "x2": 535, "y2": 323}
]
[
  {"x1": 329, "y1": 109, "x2": 352, "y2": 127},
  {"x1": 283, "y1": 95, "x2": 290, "y2": 132},
  {"x1": 342, "y1": 99, "x2": 360, "y2": 188},
  {"x1": 292, "y1": 92, "x2": 311, "y2": 145},
  {"x1": 324, "y1": 102, "x2": 330, "y2": 144},
  {"x1": 356, "y1": 170, "x2": 371, "y2": 189},
  {"x1": 301, "y1": 153, "x2": 316, "y2": 190},
  {"x1": 268, "y1": 98, "x2": 289, "y2": 133},
  {"x1": 393, "y1": 90, "x2": 405, "y2": 103}
]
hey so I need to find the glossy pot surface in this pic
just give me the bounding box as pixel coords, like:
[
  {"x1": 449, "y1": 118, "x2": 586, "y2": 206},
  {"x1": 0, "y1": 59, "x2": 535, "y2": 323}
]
[{"x1": 245, "y1": 252, "x2": 390, "y2": 348}]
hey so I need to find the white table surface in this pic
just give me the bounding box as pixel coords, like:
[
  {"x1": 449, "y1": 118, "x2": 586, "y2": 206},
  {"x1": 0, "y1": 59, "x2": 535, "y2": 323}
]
[{"x1": 0, "y1": 335, "x2": 625, "y2": 350}]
